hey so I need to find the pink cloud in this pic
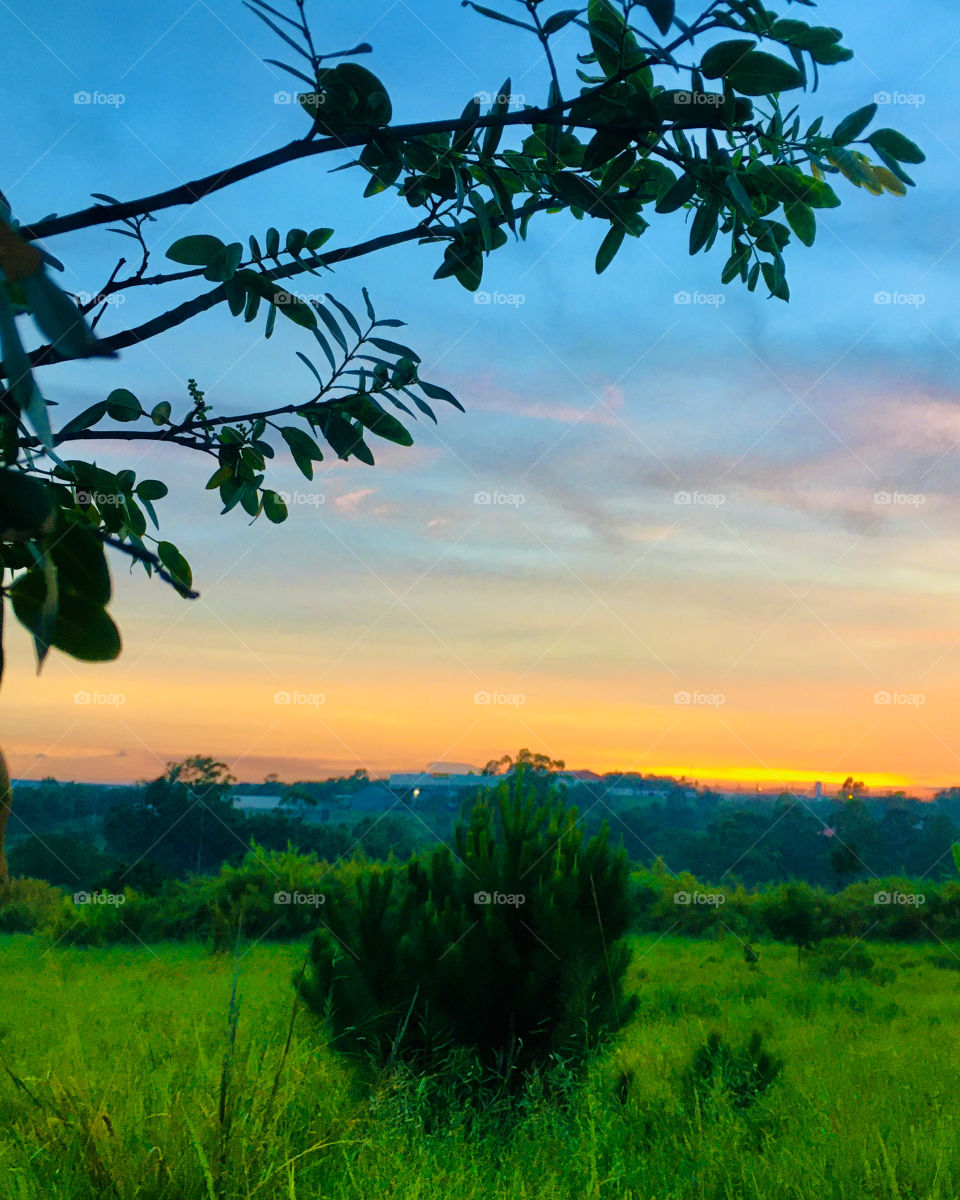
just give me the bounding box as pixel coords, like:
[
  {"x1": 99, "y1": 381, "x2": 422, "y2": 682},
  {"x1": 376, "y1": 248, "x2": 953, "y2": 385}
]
[{"x1": 333, "y1": 488, "x2": 375, "y2": 512}]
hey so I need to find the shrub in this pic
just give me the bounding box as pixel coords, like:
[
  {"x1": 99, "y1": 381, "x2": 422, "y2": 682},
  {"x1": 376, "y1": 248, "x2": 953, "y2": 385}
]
[
  {"x1": 682, "y1": 1029, "x2": 784, "y2": 1113},
  {"x1": 299, "y1": 770, "x2": 636, "y2": 1081},
  {"x1": 0, "y1": 877, "x2": 64, "y2": 932}
]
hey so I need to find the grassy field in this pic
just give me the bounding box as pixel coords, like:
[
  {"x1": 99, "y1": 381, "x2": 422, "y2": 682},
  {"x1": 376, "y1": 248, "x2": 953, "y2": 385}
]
[{"x1": 2, "y1": 931, "x2": 959, "y2": 1199}]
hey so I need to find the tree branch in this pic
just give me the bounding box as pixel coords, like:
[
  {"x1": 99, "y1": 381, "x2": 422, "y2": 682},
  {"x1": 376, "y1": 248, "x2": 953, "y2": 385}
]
[{"x1": 19, "y1": 15, "x2": 723, "y2": 243}]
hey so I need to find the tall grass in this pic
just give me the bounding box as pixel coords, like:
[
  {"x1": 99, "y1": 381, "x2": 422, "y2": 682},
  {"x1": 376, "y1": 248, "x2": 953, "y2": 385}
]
[{"x1": 1, "y1": 932, "x2": 959, "y2": 1198}]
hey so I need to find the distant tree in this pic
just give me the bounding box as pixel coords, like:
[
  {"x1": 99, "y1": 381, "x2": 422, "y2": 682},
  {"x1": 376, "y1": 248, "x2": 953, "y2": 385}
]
[
  {"x1": 103, "y1": 756, "x2": 242, "y2": 877},
  {"x1": 352, "y1": 814, "x2": 418, "y2": 861},
  {"x1": 482, "y1": 748, "x2": 565, "y2": 776},
  {"x1": 7, "y1": 832, "x2": 114, "y2": 888}
]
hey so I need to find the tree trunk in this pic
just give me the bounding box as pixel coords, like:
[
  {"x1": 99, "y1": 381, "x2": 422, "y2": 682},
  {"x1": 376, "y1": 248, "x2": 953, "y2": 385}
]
[{"x1": 0, "y1": 746, "x2": 10, "y2": 886}]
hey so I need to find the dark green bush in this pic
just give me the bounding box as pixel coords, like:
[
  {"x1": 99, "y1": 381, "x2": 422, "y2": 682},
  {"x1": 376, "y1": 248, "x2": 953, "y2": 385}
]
[
  {"x1": 682, "y1": 1029, "x2": 783, "y2": 1113},
  {"x1": 299, "y1": 771, "x2": 636, "y2": 1080}
]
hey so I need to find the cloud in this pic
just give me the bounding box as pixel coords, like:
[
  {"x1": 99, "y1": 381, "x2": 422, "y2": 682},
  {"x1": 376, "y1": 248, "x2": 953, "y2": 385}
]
[{"x1": 333, "y1": 488, "x2": 375, "y2": 512}]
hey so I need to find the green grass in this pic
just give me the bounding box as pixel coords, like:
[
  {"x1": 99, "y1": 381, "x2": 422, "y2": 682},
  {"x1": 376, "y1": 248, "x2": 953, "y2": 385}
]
[{"x1": 1, "y1": 932, "x2": 959, "y2": 1198}]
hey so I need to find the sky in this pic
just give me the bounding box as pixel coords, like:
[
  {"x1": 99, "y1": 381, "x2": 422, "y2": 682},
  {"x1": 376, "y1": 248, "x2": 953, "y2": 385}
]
[{"x1": 3, "y1": 0, "x2": 960, "y2": 788}]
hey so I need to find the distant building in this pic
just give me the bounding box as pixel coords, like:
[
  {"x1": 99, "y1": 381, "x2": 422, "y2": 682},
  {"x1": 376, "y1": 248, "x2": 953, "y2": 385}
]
[{"x1": 231, "y1": 793, "x2": 284, "y2": 813}]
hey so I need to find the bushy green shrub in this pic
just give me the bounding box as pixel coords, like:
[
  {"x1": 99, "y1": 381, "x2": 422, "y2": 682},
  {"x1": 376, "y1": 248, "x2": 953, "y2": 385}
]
[
  {"x1": 0, "y1": 877, "x2": 64, "y2": 932},
  {"x1": 682, "y1": 1029, "x2": 783, "y2": 1113},
  {"x1": 299, "y1": 771, "x2": 636, "y2": 1080}
]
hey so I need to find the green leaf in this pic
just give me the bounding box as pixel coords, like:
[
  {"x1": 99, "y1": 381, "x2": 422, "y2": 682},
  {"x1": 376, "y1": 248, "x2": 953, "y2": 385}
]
[
  {"x1": 262, "y1": 489, "x2": 288, "y2": 524},
  {"x1": 285, "y1": 228, "x2": 307, "y2": 255},
  {"x1": 340, "y1": 395, "x2": 413, "y2": 445},
  {"x1": 461, "y1": 2, "x2": 536, "y2": 32},
  {"x1": 151, "y1": 401, "x2": 172, "y2": 426},
  {"x1": 726, "y1": 51, "x2": 805, "y2": 96},
  {"x1": 642, "y1": 0, "x2": 674, "y2": 35},
  {"x1": 157, "y1": 541, "x2": 193, "y2": 590},
  {"x1": 281, "y1": 425, "x2": 324, "y2": 464},
  {"x1": 784, "y1": 201, "x2": 816, "y2": 247},
  {"x1": 136, "y1": 479, "x2": 168, "y2": 502},
  {"x1": 368, "y1": 337, "x2": 421, "y2": 363},
  {"x1": 58, "y1": 401, "x2": 108, "y2": 438},
  {"x1": 832, "y1": 103, "x2": 877, "y2": 145},
  {"x1": 595, "y1": 224, "x2": 625, "y2": 274},
  {"x1": 105, "y1": 388, "x2": 141, "y2": 422},
  {"x1": 482, "y1": 77, "x2": 512, "y2": 159},
  {"x1": 700, "y1": 39, "x2": 756, "y2": 80},
  {"x1": 542, "y1": 10, "x2": 578, "y2": 35},
  {"x1": 0, "y1": 468, "x2": 54, "y2": 541},
  {"x1": 868, "y1": 128, "x2": 925, "y2": 165},
  {"x1": 265, "y1": 227, "x2": 280, "y2": 257},
  {"x1": 689, "y1": 201, "x2": 718, "y2": 254},
  {"x1": 306, "y1": 228, "x2": 334, "y2": 252},
  {"x1": 166, "y1": 235, "x2": 226, "y2": 266},
  {"x1": 12, "y1": 567, "x2": 121, "y2": 663},
  {"x1": 655, "y1": 173, "x2": 697, "y2": 214},
  {"x1": 588, "y1": 0, "x2": 644, "y2": 78},
  {"x1": 418, "y1": 379, "x2": 465, "y2": 411}
]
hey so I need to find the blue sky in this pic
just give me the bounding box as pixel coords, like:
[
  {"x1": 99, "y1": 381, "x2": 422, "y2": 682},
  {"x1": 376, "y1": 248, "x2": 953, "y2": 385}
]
[{"x1": 4, "y1": 0, "x2": 960, "y2": 786}]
